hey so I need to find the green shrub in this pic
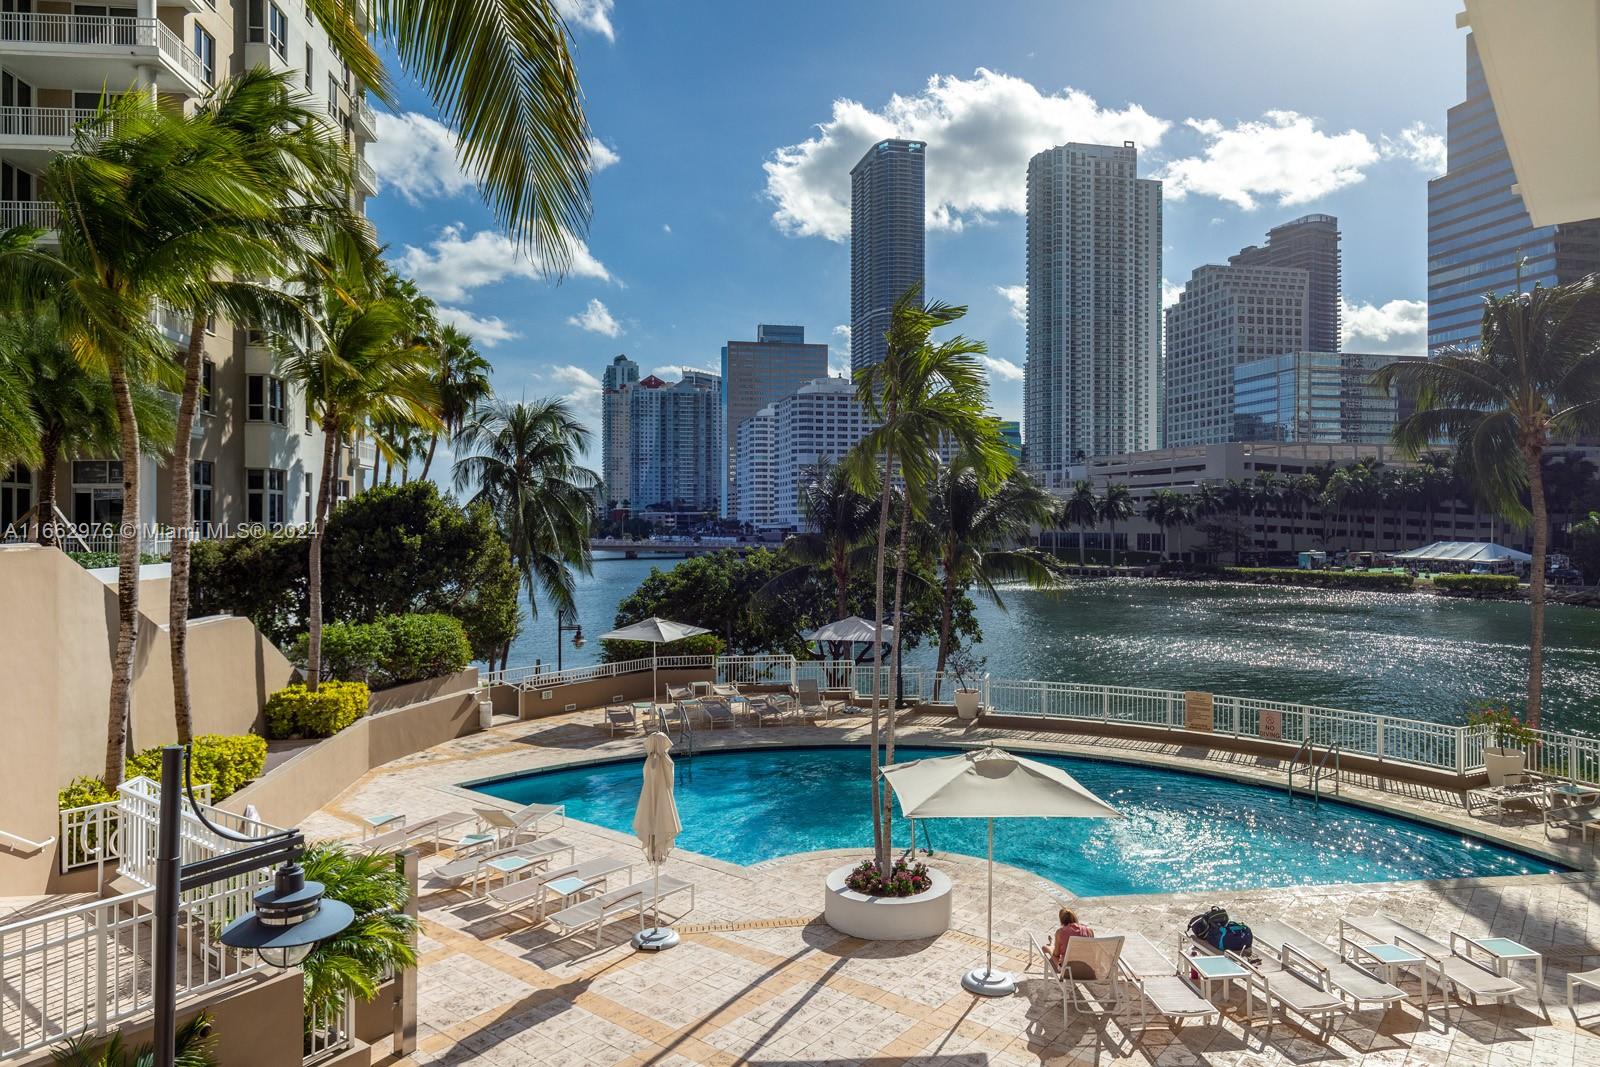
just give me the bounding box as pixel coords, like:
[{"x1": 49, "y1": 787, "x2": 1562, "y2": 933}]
[
  {"x1": 377, "y1": 613, "x2": 472, "y2": 685},
  {"x1": 58, "y1": 775, "x2": 116, "y2": 810},
  {"x1": 58, "y1": 734, "x2": 267, "y2": 809},
  {"x1": 600, "y1": 632, "x2": 725, "y2": 663},
  {"x1": 266, "y1": 680, "x2": 370, "y2": 739},
  {"x1": 291, "y1": 621, "x2": 393, "y2": 682},
  {"x1": 67, "y1": 550, "x2": 164, "y2": 569},
  {"x1": 1223, "y1": 567, "x2": 1414, "y2": 591},
  {"x1": 1430, "y1": 573, "x2": 1519, "y2": 595}
]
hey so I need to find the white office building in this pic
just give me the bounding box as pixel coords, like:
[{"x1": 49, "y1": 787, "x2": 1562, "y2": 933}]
[{"x1": 732, "y1": 404, "x2": 778, "y2": 529}]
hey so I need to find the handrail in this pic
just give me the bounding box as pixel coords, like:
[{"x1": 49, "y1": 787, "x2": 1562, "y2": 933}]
[
  {"x1": 0, "y1": 828, "x2": 54, "y2": 853},
  {"x1": 1287, "y1": 738, "x2": 1312, "y2": 798}
]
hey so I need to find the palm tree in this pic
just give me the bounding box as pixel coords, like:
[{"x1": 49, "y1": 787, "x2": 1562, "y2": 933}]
[
  {"x1": 1099, "y1": 483, "x2": 1135, "y2": 566},
  {"x1": 847, "y1": 287, "x2": 1009, "y2": 869},
  {"x1": 924, "y1": 462, "x2": 1056, "y2": 696},
  {"x1": 1252, "y1": 472, "x2": 1281, "y2": 558},
  {"x1": 420, "y1": 325, "x2": 493, "y2": 481},
  {"x1": 297, "y1": 845, "x2": 418, "y2": 1031},
  {"x1": 280, "y1": 231, "x2": 442, "y2": 690},
  {"x1": 1142, "y1": 489, "x2": 1193, "y2": 561},
  {"x1": 1377, "y1": 278, "x2": 1600, "y2": 729},
  {"x1": 760, "y1": 461, "x2": 878, "y2": 621},
  {"x1": 454, "y1": 398, "x2": 599, "y2": 670},
  {"x1": 1319, "y1": 468, "x2": 1352, "y2": 550},
  {"x1": 1221, "y1": 479, "x2": 1255, "y2": 563},
  {"x1": 51, "y1": 1012, "x2": 216, "y2": 1066},
  {"x1": 1059, "y1": 480, "x2": 1100, "y2": 566}
]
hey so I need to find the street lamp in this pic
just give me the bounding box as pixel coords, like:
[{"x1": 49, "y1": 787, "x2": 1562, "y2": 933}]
[
  {"x1": 151, "y1": 745, "x2": 352, "y2": 1067},
  {"x1": 555, "y1": 607, "x2": 584, "y2": 671}
]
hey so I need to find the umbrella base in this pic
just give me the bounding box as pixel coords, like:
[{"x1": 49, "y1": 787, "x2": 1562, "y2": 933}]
[
  {"x1": 962, "y1": 968, "x2": 1015, "y2": 997},
  {"x1": 633, "y1": 927, "x2": 680, "y2": 951}
]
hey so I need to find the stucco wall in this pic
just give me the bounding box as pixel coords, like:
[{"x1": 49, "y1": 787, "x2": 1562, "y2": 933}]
[{"x1": 511, "y1": 666, "x2": 716, "y2": 720}]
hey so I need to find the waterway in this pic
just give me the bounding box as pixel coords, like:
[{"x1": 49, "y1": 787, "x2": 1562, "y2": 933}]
[{"x1": 506, "y1": 555, "x2": 1600, "y2": 732}]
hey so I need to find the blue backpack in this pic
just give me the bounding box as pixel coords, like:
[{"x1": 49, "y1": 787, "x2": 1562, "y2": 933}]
[{"x1": 1188, "y1": 907, "x2": 1254, "y2": 952}]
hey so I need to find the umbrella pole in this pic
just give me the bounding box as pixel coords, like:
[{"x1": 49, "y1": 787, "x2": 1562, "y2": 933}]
[{"x1": 961, "y1": 817, "x2": 1014, "y2": 997}]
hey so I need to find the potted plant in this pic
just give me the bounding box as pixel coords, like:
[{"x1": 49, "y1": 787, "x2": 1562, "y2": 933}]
[
  {"x1": 1467, "y1": 702, "x2": 1538, "y2": 785},
  {"x1": 949, "y1": 647, "x2": 985, "y2": 720}
]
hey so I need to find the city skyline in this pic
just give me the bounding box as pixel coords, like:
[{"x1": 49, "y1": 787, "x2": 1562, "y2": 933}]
[{"x1": 361, "y1": 1, "x2": 1464, "y2": 468}]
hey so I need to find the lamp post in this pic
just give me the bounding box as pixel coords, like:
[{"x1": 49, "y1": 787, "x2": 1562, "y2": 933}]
[
  {"x1": 555, "y1": 607, "x2": 584, "y2": 672},
  {"x1": 151, "y1": 746, "x2": 352, "y2": 1067}
]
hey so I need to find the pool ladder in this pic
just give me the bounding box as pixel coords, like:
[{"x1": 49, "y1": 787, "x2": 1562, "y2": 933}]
[{"x1": 1287, "y1": 740, "x2": 1341, "y2": 805}]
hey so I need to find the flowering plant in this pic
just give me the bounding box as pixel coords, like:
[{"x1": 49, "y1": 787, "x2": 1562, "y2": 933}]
[
  {"x1": 844, "y1": 858, "x2": 932, "y2": 897},
  {"x1": 1467, "y1": 702, "x2": 1537, "y2": 749}
]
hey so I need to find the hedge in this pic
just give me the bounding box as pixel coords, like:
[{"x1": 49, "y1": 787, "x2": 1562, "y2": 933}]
[
  {"x1": 1431, "y1": 573, "x2": 1520, "y2": 595},
  {"x1": 1223, "y1": 567, "x2": 1415, "y2": 591},
  {"x1": 57, "y1": 733, "x2": 267, "y2": 810},
  {"x1": 291, "y1": 613, "x2": 471, "y2": 688},
  {"x1": 67, "y1": 550, "x2": 164, "y2": 569},
  {"x1": 266, "y1": 680, "x2": 370, "y2": 739}
]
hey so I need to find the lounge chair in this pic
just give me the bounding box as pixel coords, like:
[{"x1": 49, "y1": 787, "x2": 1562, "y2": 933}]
[
  {"x1": 1189, "y1": 935, "x2": 1345, "y2": 1033},
  {"x1": 1338, "y1": 914, "x2": 1524, "y2": 1006},
  {"x1": 1105, "y1": 931, "x2": 1221, "y2": 1030},
  {"x1": 545, "y1": 875, "x2": 695, "y2": 948},
  {"x1": 752, "y1": 694, "x2": 791, "y2": 726},
  {"x1": 431, "y1": 837, "x2": 576, "y2": 887},
  {"x1": 1249, "y1": 919, "x2": 1406, "y2": 1012},
  {"x1": 1030, "y1": 933, "x2": 1126, "y2": 1024},
  {"x1": 357, "y1": 811, "x2": 476, "y2": 854},
  {"x1": 659, "y1": 701, "x2": 690, "y2": 735},
  {"x1": 473, "y1": 803, "x2": 564, "y2": 847},
  {"x1": 1544, "y1": 798, "x2": 1600, "y2": 839},
  {"x1": 795, "y1": 678, "x2": 835, "y2": 719},
  {"x1": 702, "y1": 697, "x2": 734, "y2": 729},
  {"x1": 604, "y1": 704, "x2": 638, "y2": 736},
  {"x1": 487, "y1": 855, "x2": 634, "y2": 917}
]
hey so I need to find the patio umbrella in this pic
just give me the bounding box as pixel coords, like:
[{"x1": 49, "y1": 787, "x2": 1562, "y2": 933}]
[
  {"x1": 631, "y1": 731, "x2": 682, "y2": 950},
  {"x1": 599, "y1": 616, "x2": 711, "y2": 702},
  {"x1": 805, "y1": 615, "x2": 894, "y2": 663},
  {"x1": 880, "y1": 743, "x2": 1119, "y2": 997}
]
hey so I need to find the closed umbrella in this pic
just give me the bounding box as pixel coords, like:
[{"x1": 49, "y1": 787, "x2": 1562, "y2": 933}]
[
  {"x1": 599, "y1": 616, "x2": 712, "y2": 702},
  {"x1": 631, "y1": 731, "x2": 682, "y2": 950},
  {"x1": 880, "y1": 743, "x2": 1119, "y2": 997}
]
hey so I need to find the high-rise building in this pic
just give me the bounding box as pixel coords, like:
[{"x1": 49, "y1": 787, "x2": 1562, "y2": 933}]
[
  {"x1": 1428, "y1": 35, "x2": 1600, "y2": 353},
  {"x1": 623, "y1": 371, "x2": 722, "y2": 519},
  {"x1": 850, "y1": 139, "x2": 925, "y2": 372},
  {"x1": 719, "y1": 324, "x2": 828, "y2": 515},
  {"x1": 997, "y1": 420, "x2": 1022, "y2": 462},
  {"x1": 770, "y1": 377, "x2": 879, "y2": 529},
  {"x1": 0, "y1": 0, "x2": 378, "y2": 539},
  {"x1": 600, "y1": 354, "x2": 639, "y2": 508},
  {"x1": 1229, "y1": 214, "x2": 1341, "y2": 353},
  {"x1": 1163, "y1": 264, "x2": 1310, "y2": 448},
  {"x1": 1023, "y1": 142, "x2": 1162, "y2": 481},
  {"x1": 733, "y1": 404, "x2": 778, "y2": 530},
  {"x1": 1232, "y1": 351, "x2": 1407, "y2": 445}
]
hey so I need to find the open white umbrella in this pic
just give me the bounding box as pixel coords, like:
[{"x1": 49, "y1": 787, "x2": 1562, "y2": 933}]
[
  {"x1": 805, "y1": 615, "x2": 895, "y2": 665},
  {"x1": 599, "y1": 616, "x2": 712, "y2": 702},
  {"x1": 880, "y1": 743, "x2": 1119, "y2": 997},
  {"x1": 631, "y1": 731, "x2": 682, "y2": 950}
]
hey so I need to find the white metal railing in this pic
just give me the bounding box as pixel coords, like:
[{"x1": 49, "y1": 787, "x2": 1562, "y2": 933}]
[
  {"x1": 354, "y1": 156, "x2": 377, "y2": 193},
  {"x1": 115, "y1": 777, "x2": 280, "y2": 890},
  {"x1": 354, "y1": 96, "x2": 376, "y2": 136},
  {"x1": 303, "y1": 991, "x2": 355, "y2": 1065},
  {"x1": 0, "y1": 106, "x2": 94, "y2": 139},
  {"x1": 482, "y1": 655, "x2": 716, "y2": 691},
  {"x1": 58, "y1": 782, "x2": 214, "y2": 876},
  {"x1": 0, "y1": 200, "x2": 57, "y2": 229},
  {"x1": 155, "y1": 23, "x2": 208, "y2": 86},
  {"x1": 0, "y1": 11, "x2": 148, "y2": 46}
]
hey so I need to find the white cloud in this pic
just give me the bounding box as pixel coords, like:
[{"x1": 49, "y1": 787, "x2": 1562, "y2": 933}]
[
  {"x1": 548, "y1": 364, "x2": 602, "y2": 419},
  {"x1": 980, "y1": 355, "x2": 1024, "y2": 382},
  {"x1": 368, "y1": 112, "x2": 472, "y2": 203},
  {"x1": 1342, "y1": 297, "x2": 1428, "y2": 354},
  {"x1": 994, "y1": 284, "x2": 1026, "y2": 325},
  {"x1": 436, "y1": 305, "x2": 518, "y2": 347},
  {"x1": 832, "y1": 324, "x2": 852, "y2": 343},
  {"x1": 392, "y1": 224, "x2": 611, "y2": 303},
  {"x1": 1158, "y1": 111, "x2": 1379, "y2": 210},
  {"x1": 1380, "y1": 121, "x2": 1446, "y2": 175},
  {"x1": 554, "y1": 0, "x2": 615, "y2": 40},
  {"x1": 650, "y1": 364, "x2": 716, "y2": 380},
  {"x1": 587, "y1": 137, "x2": 620, "y2": 172},
  {"x1": 1162, "y1": 277, "x2": 1184, "y2": 309},
  {"x1": 567, "y1": 297, "x2": 622, "y2": 337},
  {"x1": 829, "y1": 324, "x2": 853, "y2": 375},
  {"x1": 662, "y1": 223, "x2": 672, "y2": 234},
  {"x1": 765, "y1": 68, "x2": 1170, "y2": 241}
]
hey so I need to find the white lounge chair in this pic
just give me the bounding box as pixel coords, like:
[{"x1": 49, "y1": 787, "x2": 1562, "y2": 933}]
[
  {"x1": 1250, "y1": 919, "x2": 1407, "y2": 1012},
  {"x1": 752, "y1": 694, "x2": 791, "y2": 726},
  {"x1": 1106, "y1": 931, "x2": 1221, "y2": 1030},
  {"x1": 1338, "y1": 914, "x2": 1525, "y2": 1006},
  {"x1": 473, "y1": 803, "x2": 564, "y2": 847},
  {"x1": 703, "y1": 698, "x2": 734, "y2": 728},
  {"x1": 604, "y1": 704, "x2": 638, "y2": 736},
  {"x1": 1189, "y1": 935, "x2": 1346, "y2": 1033},
  {"x1": 357, "y1": 811, "x2": 476, "y2": 854},
  {"x1": 431, "y1": 837, "x2": 576, "y2": 887},
  {"x1": 545, "y1": 875, "x2": 695, "y2": 948},
  {"x1": 1030, "y1": 933, "x2": 1126, "y2": 1024},
  {"x1": 795, "y1": 678, "x2": 839, "y2": 719},
  {"x1": 487, "y1": 855, "x2": 633, "y2": 917}
]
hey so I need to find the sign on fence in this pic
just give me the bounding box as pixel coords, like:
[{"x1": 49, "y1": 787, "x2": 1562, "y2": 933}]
[
  {"x1": 1184, "y1": 691, "x2": 1214, "y2": 733},
  {"x1": 1259, "y1": 709, "x2": 1283, "y2": 741}
]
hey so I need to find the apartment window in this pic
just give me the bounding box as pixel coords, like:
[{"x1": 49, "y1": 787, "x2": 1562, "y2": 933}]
[
  {"x1": 192, "y1": 25, "x2": 215, "y2": 84},
  {"x1": 192, "y1": 460, "x2": 213, "y2": 524},
  {"x1": 246, "y1": 374, "x2": 286, "y2": 424},
  {"x1": 246, "y1": 467, "x2": 286, "y2": 525},
  {"x1": 304, "y1": 43, "x2": 313, "y2": 92},
  {"x1": 1, "y1": 463, "x2": 32, "y2": 533},
  {"x1": 2, "y1": 161, "x2": 35, "y2": 202},
  {"x1": 268, "y1": 2, "x2": 287, "y2": 58},
  {"x1": 71, "y1": 460, "x2": 123, "y2": 525},
  {"x1": 200, "y1": 357, "x2": 214, "y2": 413}
]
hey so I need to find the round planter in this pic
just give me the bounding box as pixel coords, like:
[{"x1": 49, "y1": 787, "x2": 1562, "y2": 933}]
[
  {"x1": 823, "y1": 863, "x2": 952, "y2": 941},
  {"x1": 954, "y1": 689, "x2": 981, "y2": 719}
]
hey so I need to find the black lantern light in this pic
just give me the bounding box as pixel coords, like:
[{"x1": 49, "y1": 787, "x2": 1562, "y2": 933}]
[{"x1": 219, "y1": 861, "x2": 354, "y2": 968}]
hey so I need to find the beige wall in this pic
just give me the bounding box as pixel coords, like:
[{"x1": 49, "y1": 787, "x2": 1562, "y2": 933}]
[{"x1": 508, "y1": 667, "x2": 715, "y2": 720}]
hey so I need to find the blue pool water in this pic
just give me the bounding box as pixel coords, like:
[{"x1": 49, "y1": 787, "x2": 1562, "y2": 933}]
[{"x1": 468, "y1": 745, "x2": 1562, "y2": 897}]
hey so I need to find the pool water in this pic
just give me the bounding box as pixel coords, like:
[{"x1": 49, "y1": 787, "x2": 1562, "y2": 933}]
[{"x1": 468, "y1": 745, "x2": 1561, "y2": 897}]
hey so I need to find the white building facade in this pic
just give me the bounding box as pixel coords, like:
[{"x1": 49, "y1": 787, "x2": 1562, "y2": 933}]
[{"x1": 732, "y1": 403, "x2": 777, "y2": 529}]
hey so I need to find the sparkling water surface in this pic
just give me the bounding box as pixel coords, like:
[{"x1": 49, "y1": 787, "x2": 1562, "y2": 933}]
[{"x1": 469, "y1": 745, "x2": 1560, "y2": 897}]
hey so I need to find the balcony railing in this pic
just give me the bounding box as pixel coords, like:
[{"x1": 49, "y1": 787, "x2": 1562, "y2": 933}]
[
  {"x1": 155, "y1": 22, "x2": 208, "y2": 87},
  {"x1": 354, "y1": 156, "x2": 377, "y2": 194},
  {"x1": 0, "y1": 14, "x2": 208, "y2": 88},
  {"x1": 0, "y1": 106, "x2": 94, "y2": 140},
  {"x1": 0, "y1": 201, "x2": 58, "y2": 229},
  {"x1": 354, "y1": 96, "x2": 377, "y2": 138}
]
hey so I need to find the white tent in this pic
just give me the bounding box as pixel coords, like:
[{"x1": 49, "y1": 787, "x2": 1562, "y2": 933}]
[
  {"x1": 599, "y1": 616, "x2": 712, "y2": 701},
  {"x1": 880, "y1": 744, "x2": 1119, "y2": 997},
  {"x1": 1392, "y1": 540, "x2": 1532, "y2": 565},
  {"x1": 631, "y1": 732, "x2": 682, "y2": 950}
]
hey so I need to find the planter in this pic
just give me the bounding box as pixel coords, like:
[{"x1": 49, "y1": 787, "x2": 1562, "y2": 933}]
[
  {"x1": 954, "y1": 689, "x2": 981, "y2": 720},
  {"x1": 1484, "y1": 746, "x2": 1527, "y2": 787},
  {"x1": 823, "y1": 863, "x2": 952, "y2": 941}
]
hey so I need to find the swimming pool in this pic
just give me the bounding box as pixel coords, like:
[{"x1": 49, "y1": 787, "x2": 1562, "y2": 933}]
[{"x1": 467, "y1": 745, "x2": 1562, "y2": 896}]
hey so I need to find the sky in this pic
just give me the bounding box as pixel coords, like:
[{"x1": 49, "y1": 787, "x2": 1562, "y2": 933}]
[{"x1": 362, "y1": 0, "x2": 1470, "y2": 465}]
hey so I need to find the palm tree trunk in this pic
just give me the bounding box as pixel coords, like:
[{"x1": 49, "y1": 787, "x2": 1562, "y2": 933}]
[
  {"x1": 167, "y1": 313, "x2": 206, "y2": 744},
  {"x1": 1076, "y1": 527, "x2": 1085, "y2": 567},
  {"x1": 1526, "y1": 447, "x2": 1548, "y2": 731},
  {"x1": 883, "y1": 493, "x2": 911, "y2": 854},
  {"x1": 307, "y1": 422, "x2": 340, "y2": 691},
  {"x1": 933, "y1": 554, "x2": 956, "y2": 701},
  {"x1": 833, "y1": 552, "x2": 849, "y2": 620},
  {"x1": 420, "y1": 434, "x2": 439, "y2": 481},
  {"x1": 868, "y1": 441, "x2": 895, "y2": 870},
  {"x1": 104, "y1": 366, "x2": 142, "y2": 789},
  {"x1": 1109, "y1": 521, "x2": 1117, "y2": 567},
  {"x1": 34, "y1": 429, "x2": 60, "y2": 547}
]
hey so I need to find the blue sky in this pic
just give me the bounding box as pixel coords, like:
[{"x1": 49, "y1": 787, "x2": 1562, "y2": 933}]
[{"x1": 363, "y1": 0, "x2": 1467, "y2": 463}]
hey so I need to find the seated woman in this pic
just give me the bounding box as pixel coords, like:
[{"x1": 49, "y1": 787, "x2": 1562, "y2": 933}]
[{"x1": 1049, "y1": 907, "x2": 1095, "y2": 968}]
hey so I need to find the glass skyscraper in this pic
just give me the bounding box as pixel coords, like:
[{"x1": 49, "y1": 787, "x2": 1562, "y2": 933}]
[
  {"x1": 1232, "y1": 352, "x2": 1402, "y2": 446},
  {"x1": 1428, "y1": 35, "x2": 1600, "y2": 353},
  {"x1": 850, "y1": 139, "x2": 925, "y2": 372}
]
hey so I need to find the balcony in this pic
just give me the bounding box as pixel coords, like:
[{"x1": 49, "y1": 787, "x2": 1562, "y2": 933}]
[
  {"x1": 0, "y1": 200, "x2": 59, "y2": 233},
  {"x1": 0, "y1": 105, "x2": 94, "y2": 147},
  {"x1": 354, "y1": 155, "x2": 378, "y2": 196},
  {"x1": 355, "y1": 96, "x2": 377, "y2": 140},
  {"x1": 0, "y1": 13, "x2": 210, "y2": 96}
]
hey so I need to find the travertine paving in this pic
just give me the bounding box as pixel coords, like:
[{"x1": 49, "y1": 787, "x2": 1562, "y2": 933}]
[{"x1": 309, "y1": 707, "x2": 1600, "y2": 1066}]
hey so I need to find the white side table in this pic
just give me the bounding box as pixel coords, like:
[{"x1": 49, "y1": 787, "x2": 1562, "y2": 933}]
[{"x1": 1457, "y1": 934, "x2": 1544, "y2": 1000}]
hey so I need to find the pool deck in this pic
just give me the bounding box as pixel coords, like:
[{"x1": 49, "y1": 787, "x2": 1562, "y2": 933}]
[{"x1": 306, "y1": 708, "x2": 1600, "y2": 1067}]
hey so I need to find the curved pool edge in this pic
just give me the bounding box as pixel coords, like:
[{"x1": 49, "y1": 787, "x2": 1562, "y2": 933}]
[{"x1": 453, "y1": 733, "x2": 1583, "y2": 875}]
